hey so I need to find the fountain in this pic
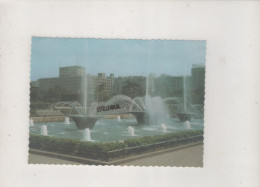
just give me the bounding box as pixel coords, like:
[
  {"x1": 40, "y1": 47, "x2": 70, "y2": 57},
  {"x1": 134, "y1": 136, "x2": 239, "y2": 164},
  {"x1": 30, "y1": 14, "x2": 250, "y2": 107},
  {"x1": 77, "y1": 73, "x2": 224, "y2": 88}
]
[
  {"x1": 41, "y1": 125, "x2": 48, "y2": 136},
  {"x1": 68, "y1": 74, "x2": 102, "y2": 129},
  {"x1": 185, "y1": 120, "x2": 191, "y2": 129},
  {"x1": 144, "y1": 94, "x2": 168, "y2": 124},
  {"x1": 99, "y1": 94, "x2": 148, "y2": 125},
  {"x1": 29, "y1": 119, "x2": 34, "y2": 126},
  {"x1": 83, "y1": 128, "x2": 91, "y2": 141},
  {"x1": 64, "y1": 117, "x2": 70, "y2": 125},
  {"x1": 128, "y1": 126, "x2": 135, "y2": 136},
  {"x1": 177, "y1": 76, "x2": 193, "y2": 122},
  {"x1": 52, "y1": 67, "x2": 171, "y2": 128},
  {"x1": 48, "y1": 67, "x2": 192, "y2": 128},
  {"x1": 161, "y1": 123, "x2": 167, "y2": 132},
  {"x1": 142, "y1": 72, "x2": 169, "y2": 124}
]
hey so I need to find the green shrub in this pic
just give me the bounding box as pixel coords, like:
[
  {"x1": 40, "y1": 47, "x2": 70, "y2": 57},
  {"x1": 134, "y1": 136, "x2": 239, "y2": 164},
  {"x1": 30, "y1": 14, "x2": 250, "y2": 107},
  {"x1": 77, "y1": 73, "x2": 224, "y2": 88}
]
[{"x1": 29, "y1": 130, "x2": 203, "y2": 160}]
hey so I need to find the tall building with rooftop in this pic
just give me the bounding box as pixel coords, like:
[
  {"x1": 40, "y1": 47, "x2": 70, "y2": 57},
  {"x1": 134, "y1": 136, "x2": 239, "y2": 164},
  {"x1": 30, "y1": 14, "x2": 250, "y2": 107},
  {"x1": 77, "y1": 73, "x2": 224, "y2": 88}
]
[
  {"x1": 38, "y1": 66, "x2": 85, "y2": 94},
  {"x1": 59, "y1": 66, "x2": 85, "y2": 78}
]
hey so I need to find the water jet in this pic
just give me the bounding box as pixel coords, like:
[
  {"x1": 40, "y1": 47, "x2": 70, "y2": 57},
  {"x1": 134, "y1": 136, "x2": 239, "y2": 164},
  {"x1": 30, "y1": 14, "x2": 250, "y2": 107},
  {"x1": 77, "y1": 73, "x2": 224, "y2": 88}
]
[
  {"x1": 41, "y1": 125, "x2": 48, "y2": 136},
  {"x1": 161, "y1": 123, "x2": 167, "y2": 132},
  {"x1": 128, "y1": 126, "x2": 135, "y2": 136},
  {"x1": 29, "y1": 119, "x2": 34, "y2": 126},
  {"x1": 83, "y1": 128, "x2": 91, "y2": 141}
]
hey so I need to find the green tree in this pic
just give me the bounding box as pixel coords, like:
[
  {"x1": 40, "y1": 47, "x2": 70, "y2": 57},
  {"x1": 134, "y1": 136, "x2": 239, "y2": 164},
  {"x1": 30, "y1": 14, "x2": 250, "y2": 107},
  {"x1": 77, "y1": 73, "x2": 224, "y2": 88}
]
[
  {"x1": 122, "y1": 81, "x2": 141, "y2": 98},
  {"x1": 30, "y1": 84, "x2": 44, "y2": 102},
  {"x1": 43, "y1": 86, "x2": 67, "y2": 103}
]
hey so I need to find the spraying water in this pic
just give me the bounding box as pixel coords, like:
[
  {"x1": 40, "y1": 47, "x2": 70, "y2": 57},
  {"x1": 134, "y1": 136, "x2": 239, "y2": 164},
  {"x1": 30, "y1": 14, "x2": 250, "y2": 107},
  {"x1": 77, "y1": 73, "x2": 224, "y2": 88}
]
[
  {"x1": 29, "y1": 119, "x2": 34, "y2": 126},
  {"x1": 161, "y1": 123, "x2": 167, "y2": 132},
  {"x1": 183, "y1": 76, "x2": 187, "y2": 112},
  {"x1": 64, "y1": 117, "x2": 70, "y2": 125},
  {"x1": 145, "y1": 95, "x2": 168, "y2": 124},
  {"x1": 41, "y1": 125, "x2": 48, "y2": 136},
  {"x1": 128, "y1": 126, "x2": 135, "y2": 136},
  {"x1": 185, "y1": 120, "x2": 191, "y2": 129},
  {"x1": 83, "y1": 128, "x2": 91, "y2": 141},
  {"x1": 117, "y1": 115, "x2": 121, "y2": 121},
  {"x1": 145, "y1": 70, "x2": 168, "y2": 124},
  {"x1": 83, "y1": 74, "x2": 87, "y2": 114}
]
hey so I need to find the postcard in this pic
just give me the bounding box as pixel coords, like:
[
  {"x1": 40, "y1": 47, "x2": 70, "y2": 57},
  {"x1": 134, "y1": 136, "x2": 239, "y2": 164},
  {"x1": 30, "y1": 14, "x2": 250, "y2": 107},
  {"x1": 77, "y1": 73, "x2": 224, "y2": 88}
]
[{"x1": 29, "y1": 38, "x2": 206, "y2": 167}]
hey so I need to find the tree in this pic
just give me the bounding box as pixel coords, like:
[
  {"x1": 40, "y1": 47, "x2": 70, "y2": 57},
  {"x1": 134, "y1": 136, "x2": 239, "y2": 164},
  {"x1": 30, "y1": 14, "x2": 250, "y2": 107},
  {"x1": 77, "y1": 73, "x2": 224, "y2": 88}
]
[
  {"x1": 30, "y1": 84, "x2": 44, "y2": 102},
  {"x1": 43, "y1": 86, "x2": 67, "y2": 103},
  {"x1": 122, "y1": 81, "x2": 141, "y2": 98}
]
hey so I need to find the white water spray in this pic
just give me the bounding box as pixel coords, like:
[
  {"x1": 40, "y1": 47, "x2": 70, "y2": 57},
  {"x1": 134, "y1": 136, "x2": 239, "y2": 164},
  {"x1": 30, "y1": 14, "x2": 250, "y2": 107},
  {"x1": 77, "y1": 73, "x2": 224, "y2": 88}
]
[
  {"x1": 145, "y1": 94, "x2": 168, "y2": 124},
  {"x1": 83, "y1": 74, "x2": 87, "y2": 114},
  {"x1": 41, "y1": 125, "x2": 48, "y2": 136},
  {"x1": 29, "y1": 119, "x2": 34, "y2": 126},
  {"x1": 64, "y1": 117, "x2": 70, "y2": 125},
  {"x1": 83, "y1": 128, "x2": 91, "y2": 141},
  {"x1": 128, "y1": 126, "x2": 135, "y2": 136},
  {"x1": 185, "y1": 120, "x2": 191, "y2": 129},
  {"x1": 145, "y1": 67, "x2": 168, "y2": 124},
  {"x1": 161, "y1": 123, "x2": 167, "y2": 132},
  {"x1": 117, "y1": 115, "x2": 121, "y2": 121},
  {"x1": 183, "y1": 76, "x2": 187, "y2": 112}
]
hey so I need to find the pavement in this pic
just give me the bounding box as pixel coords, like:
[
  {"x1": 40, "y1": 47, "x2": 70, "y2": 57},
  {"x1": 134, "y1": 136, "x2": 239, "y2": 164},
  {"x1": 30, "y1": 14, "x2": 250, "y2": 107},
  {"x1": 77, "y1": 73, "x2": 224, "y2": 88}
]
[
  {"x1": 28, "y1": 154, "x2": 81, "y2": 165},
  {"x1": 122, "y1": 144, "x2": 203, "y2": 167},
  {"x1": 28, "y1": 144, "x2": 203, "y2": 167}
]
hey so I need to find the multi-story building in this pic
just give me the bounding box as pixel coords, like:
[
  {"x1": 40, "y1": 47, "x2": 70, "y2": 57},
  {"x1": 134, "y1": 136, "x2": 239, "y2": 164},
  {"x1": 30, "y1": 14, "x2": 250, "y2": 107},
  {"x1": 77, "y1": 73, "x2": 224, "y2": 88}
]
[
  {"x1": 113, "y1": 76, "x2": 146, "y2": 98},
  {"x1": 87, "y1": 73, "x2": 114, "y2": 103},
  {"x1": 37, "y1": 66, "x2": 115, "y2": 104},
  {"x1": 30, "y1": 81, "x2": 39, "y2": 87},
  {"x1": 154, "y1": 74, "x2": 191, "y2": 98},
  {"x1": 191, "y1": 64, "x2": 205, "y2": 90},
  {"x1": 59, "y1": 66, "x2": 85, "y2": 78},
  {"x1": 36, "y1": 64, "x2": 205, "y2": 105},
  {"x1": 38, "y1": 66, "x2": 85, "y2": 94},
  {"x1": 191, "y1": 63, "x2": 205, "y2": 104}
]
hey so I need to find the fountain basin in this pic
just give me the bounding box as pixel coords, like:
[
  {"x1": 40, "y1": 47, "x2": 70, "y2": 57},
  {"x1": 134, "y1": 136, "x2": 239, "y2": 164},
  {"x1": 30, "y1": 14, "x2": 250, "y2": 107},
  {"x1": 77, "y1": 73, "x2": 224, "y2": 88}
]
[
  {"x1": 177, "y1": 113, "x2": 192, "y2": 122},
  {"x1": 69, "y1": 115, "x2": 102, "y2": 130}
]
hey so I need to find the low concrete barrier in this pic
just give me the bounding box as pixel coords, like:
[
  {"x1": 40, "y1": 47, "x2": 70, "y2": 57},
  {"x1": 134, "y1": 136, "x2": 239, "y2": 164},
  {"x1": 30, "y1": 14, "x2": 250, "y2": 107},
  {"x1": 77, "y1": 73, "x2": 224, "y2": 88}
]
[{"x1": 30, "y1": 116, "x2": 65, "y2": 123}]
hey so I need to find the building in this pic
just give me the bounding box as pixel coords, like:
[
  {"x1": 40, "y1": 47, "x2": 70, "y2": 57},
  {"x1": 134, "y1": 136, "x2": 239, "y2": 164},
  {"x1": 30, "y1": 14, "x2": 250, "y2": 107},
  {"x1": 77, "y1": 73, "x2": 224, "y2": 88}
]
[
  {"x1": 30, "y1": 81, "x2": 39, "y2": 87},
  {"x1": 36, "y1": 64, "x2": 205, "y2": 104},
  {"x1": 113, "y1": 76, "x2": 146, "y2": 98},
  {"x1": 191, "y1": 63, "x2": 205, "y2": 104},
  {"x1": 87, "y1": 73, "x2": 114, "y2": 103},
  {"x1": 191, "y1": 64, "x2": 205, "y2": 90},
  {"x1": 59, "y1": 66, "x2": 85, "y2": 78},
  {"x1": 38, "y1": 66, "x2": 85, "y2": 94},
  {"x1": 38, "y1": 66, "x2": 115, "y2": 104},
  {"x1": 154, "y1": 74, "x2": 191, "y2": 98}
]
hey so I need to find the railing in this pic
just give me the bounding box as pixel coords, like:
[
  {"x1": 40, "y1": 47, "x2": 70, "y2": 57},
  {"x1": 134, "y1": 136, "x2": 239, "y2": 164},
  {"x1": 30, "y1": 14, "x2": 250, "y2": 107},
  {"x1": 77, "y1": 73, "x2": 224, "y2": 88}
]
[{"x1": 106, "y1": 135, "x2": 203, "y2": 161}]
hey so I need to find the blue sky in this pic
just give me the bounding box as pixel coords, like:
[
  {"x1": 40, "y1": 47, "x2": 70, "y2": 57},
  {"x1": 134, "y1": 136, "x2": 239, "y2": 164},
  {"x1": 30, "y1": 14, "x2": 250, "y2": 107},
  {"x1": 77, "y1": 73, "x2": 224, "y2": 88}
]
[{"x1": 31, "y1": 38, "x2": 206, "y2": 81}]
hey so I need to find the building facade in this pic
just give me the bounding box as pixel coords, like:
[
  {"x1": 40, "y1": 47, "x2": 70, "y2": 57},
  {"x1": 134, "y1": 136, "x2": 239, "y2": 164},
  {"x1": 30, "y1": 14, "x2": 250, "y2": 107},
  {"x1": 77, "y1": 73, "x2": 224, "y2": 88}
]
[
  {"x1": 36, "y1": 64, "x2": 205, "y2": 105},
  {"x1": 191, "y1": 64, "x2": 205, "y2": 104},
  {"x1": 113, "y1": 76, "x2": 146, "y2": 98},
  {"x1": 59, "y1": 66, "x2": 85, "y2": 78},
  {"x1": 38, "y1": 66, "x2": 115, "y2": 104},
  {"x1": 87, "y1": 73, "x2": 114, "y2": 103}
]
